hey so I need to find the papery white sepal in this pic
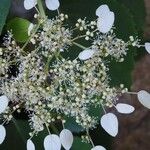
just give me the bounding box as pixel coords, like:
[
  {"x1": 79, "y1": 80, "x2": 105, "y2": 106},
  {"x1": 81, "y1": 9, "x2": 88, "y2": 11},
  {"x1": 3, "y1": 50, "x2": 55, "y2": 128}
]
[
  {"x1": 116, "y1": 103, "x2": 135, "y2": 114},
  {"x1": 96, "y1": 4, "x2": 110, "y2": 17},
  {"x1": 91, "y1": 145, "x2": 106, "y2": 150},
  {"x1": 44, "y1": 134, "x2": 61, "y2": 150},
  {"x1": 27, "y1": 139, "x2": 35, "y2": 150},
  {"x1": 145, "y1": 42, "x2": 150, "y2": 54},
  {"x1": 137, "y1": 90, "x2": 150, "y2": 109},
  {"x1": 78, "y1": 49, "x2": 95, "y2": 60},
  {"x1": 60, "y1": 129, "x2": 73, "y2": 150},
  {"x1": 28, "y1": 23, "x2": 34, "y2": 36},
  {"x1": 0, "y1": 125, "x2": 6, "y2": 144},
  {"x1": 100, "y1": 113, "x2": 118, "y2": 137},
  {"x1": 24, "y1": 0, "x2": 37, "y2": 10},
  {"x1": 45, "y1": 0, "x2": 60, "y2": 11},
  {"x1": 0, "y1": 95, "x2": 9, "y2": 114},
  {"x1": 97, "y1": 11, "x2": 115, "y2": 33}
]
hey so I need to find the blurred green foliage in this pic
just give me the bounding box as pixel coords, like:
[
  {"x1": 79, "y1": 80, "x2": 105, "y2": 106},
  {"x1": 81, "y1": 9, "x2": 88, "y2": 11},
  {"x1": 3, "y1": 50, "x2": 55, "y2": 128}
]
[
  {"x1": 7, "y1": 18, "x2": 30, "y2": 42},
  {"x1": 0, "y1": 0, "x2": 11, "y2": 34}
]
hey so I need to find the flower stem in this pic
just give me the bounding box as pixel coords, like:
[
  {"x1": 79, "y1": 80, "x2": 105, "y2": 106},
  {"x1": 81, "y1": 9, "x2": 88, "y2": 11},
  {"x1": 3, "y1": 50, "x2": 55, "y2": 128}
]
[
  {"x1": 37, "y1": 0, "x2": 46, "y2": 18},
  {"x1": 86, "y1": 129, "x2": 95, "y2": 147},
  {"x1": 73, "y1": 42, "x2": 87, "y2": 50}
]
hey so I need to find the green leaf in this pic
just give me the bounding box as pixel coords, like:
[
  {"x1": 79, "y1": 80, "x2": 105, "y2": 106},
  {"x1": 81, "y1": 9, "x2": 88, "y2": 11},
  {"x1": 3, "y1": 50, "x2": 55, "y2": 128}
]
[
  {"x1": 64, "y1": 117, "x2": 84, "y2": 133},
  {"x1": 0, "y1": 0, "x2": 11, "y2": 34},
  {"x1": 0, "y1": 119, "x2": 29, "y2": 150},
  {"x1": 117, "y1": 0, "x2": 145, "y2": 34},
  {"x1": 72, "y1": 137, "x2": 92, "y2": 150},
  {"x1": 7, "y1": 17, "x2": 30, "y2": 42}
]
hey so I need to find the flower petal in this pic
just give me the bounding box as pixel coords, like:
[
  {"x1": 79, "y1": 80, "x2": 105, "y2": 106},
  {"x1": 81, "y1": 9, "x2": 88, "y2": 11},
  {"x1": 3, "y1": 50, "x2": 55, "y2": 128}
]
[
  {"x1": 115, "y1": 103, "x2": 135, "y2": 114},
  {"x1": 28, "y1": 23, "x2": 34, "y2": 36},
  {"x1": 0, "y1": 125, "x2": 6, "y2": 144},
  {"x1": 145, "y1": 42, "x2": 150, "y2": 54},
  {"x1": 27, "y1": 139, "x2": 35, "y2": 150},
  {"x1": 100, "y1": 113, "x2": 118, "y2": 137},
  {"x1": 97, "y1": 11, "x2": 115, "y2": 33},
  {"x1": 91, "y1": 145, "x2": 106, "y2": 150},
  {"x1": 60, "y1": 129, "x2": 73, "y2": 150},
  {"x1": 78, "y1": 49, "x2": 95, "y2": 60},
  {"x1": 24, "y1": 0, "x2": 37, "y2": 10},
  {"x1": 44, "y1": 134, "x2": 61, "y2": 150},
  {"x1": 137, "y1": 90, "x2": 150, "y2": 109},
  {"x1": 45, "y1": 0, "x2": 60, "y2": 11},
  {"x1": 0, "y1": 95, "x2": 9, "y2": 114},
  {"x1": 96, "y1": 4, "x2": 110, "y2": 17}
]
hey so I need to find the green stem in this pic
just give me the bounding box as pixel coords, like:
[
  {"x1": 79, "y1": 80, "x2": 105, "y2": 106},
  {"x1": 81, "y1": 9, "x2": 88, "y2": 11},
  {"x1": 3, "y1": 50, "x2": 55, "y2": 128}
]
[
  {"x1": 37, "y1": 0, "x2": 46, "y2": 18},
  {"x1": 86, "y1": 129, "x2": 95, "y2": 147},
  {"x1": 21, "y1": 23, "x2": 40, "y2": 51},
  {"x1": 73, "y1": 42, "x2": 87, "y2": 50}
]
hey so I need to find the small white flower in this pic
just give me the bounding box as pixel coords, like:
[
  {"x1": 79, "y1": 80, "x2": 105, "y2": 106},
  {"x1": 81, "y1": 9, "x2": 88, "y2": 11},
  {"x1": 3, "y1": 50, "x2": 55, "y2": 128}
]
[
  {"x1": 144, "y1": 42, "x2": 150, "y2": 54},
  {"x1": 100, "y1": 113, "x2": 118, "y2": 137},
  {"x1": 27, "y1": 139, "x2": 35, "y2": 150},
  {"x1": 115, "y1": 103, "x2": 135, "y2": 114},
  {"x1": 28, "y1": 23, "x2": 34, "y2": 36},
  {"x1": 44, "y1": 134, "x2": 61, "y2": 150},
  {"x1": 96, "y1": 4, "x2": 110, "y2": 18},
  {"x1": 91, "y1": 145, "x2": 106, "y2": 150},
  {"x1": 24, "y1": 0, "x2": 37, "y2": 10},
  {"x1": 0, "y1": 125, "x2": 6, "y2": 144},
  {"x1": 24, "y1": 0, "x2": 60, "y2": 11},
  {"x1": 137, "y1": 90, "x2": 150, "y2": 109},
  {"x1": 0, "y1": 95, "x2": 9, "y2": 114},
  {"x1": 78, "y1": 49, "x2": 95, "y2": 60},
  {"x1": 45, "y1": 0, "x2": 60, "y2": 11},
  {"x1": 59, "y1": 129, "x2": 73, "y2": 150}
]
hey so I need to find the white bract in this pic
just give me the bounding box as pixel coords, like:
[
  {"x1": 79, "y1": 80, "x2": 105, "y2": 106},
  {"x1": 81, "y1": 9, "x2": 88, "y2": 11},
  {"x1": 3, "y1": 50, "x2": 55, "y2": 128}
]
[
  {"x1": 96, "y1": 4, "x2": 110, "y2": 18},
  {"x1": 24, "y1": 0, "x2": 37, "y2": 10},
  {"x1": 27, "y1": 139, "x2": 35, "y2": 150},
  {"x1": 59, "y1": 129, "x2": 73, "y2": 150},
  {"x1": 28, "y1": 23, "x2": 34, "y2": 36},
  {"x1": 115, "y1": 103, "x2": 135, "y2": 114},
  {"x1": 24, "y1": 0, "x2": 60, "y2": 10},
  {"x1": 0, "y1": 95, "x2": 9, "y2": 114},
  {"x1": 44, "y1": 134, "x2": 61, "y2": 150},
  {"x1": 78, "y1": 49, "x2": 95, "y2": 60},
  {"x1": 137, "y1": 90, "x2": 150, "y2": 109},
  {"x1": 100, "y1": 113, "x2": 118, "y2": 137},
  {"x1": 96, "y1": 5, "x2": 115, "y2": 33},
  {"x1": 91, "y1": 145, "x2": 106, "y2": 150},
  {"x1": 0, "y1": 125, "x2": 6, "y2": 144},
  {"x1": 145, "y1": 42, "x2": 150, "y2": 54},
  {"x1": 45, "y1": 0, "x2": 60, "y2": 11}
]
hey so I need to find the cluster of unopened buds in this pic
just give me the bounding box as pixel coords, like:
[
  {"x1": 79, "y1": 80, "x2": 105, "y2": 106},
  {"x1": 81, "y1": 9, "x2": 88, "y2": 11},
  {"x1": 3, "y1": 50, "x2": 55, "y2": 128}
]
[{"x1": 0, "y1": 0, "x2": 150, "y2": 150}]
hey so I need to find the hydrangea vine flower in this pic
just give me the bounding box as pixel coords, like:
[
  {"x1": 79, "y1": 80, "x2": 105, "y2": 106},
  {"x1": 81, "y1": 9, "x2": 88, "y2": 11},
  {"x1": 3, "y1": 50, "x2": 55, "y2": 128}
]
[
  {"x1": 0, "y1": 95, "x2": 9, "y2": 114},
  {"x1": 44, "y1": 134, "x2": 61, "y2": 150},
  {"x1": 59, "y1": 129, "x2": 73, "y2": 150},
  {"x1": 101, "y1": 113, "x2": 118, "y2": 137},
  {"x1": 137, "y1": 90, "x2": 150, "y2": 109},
  {"x1": 27, "y1": 139, "x2": 35, "y2": 150},
  {"x1": 0, "y1": 1, "x2": 150, "y2": 150},
  {"x1": 24, "y1": 0, "x2": 60, "y2": 10},
  {"x1": 0, "y1": 125, "x2": 6, "y2": 144},
  {"x1": 91, "y1": 145, "x2": 106, "y2": 150},
  {"x1": 145, "y1": 42, "x2": 150, "y2": 54},
  {"x1": 96, "y1": 4, "x2": 115, "y2": 33}
]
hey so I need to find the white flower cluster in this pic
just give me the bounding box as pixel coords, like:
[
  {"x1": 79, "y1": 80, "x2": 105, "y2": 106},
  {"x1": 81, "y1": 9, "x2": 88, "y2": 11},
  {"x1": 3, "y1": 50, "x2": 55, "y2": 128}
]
[{"x1": 0, "y1": 1, "x2": 150, "y2": 150}]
